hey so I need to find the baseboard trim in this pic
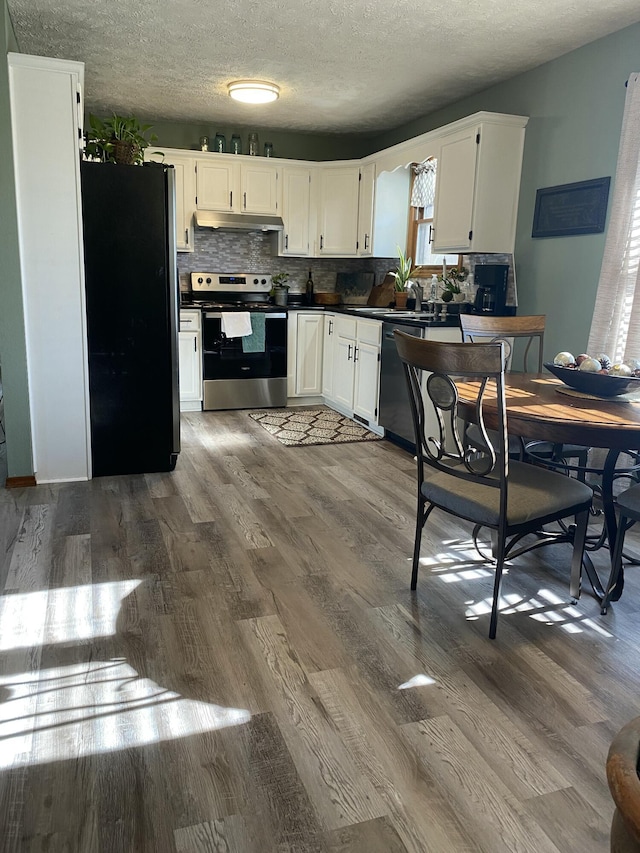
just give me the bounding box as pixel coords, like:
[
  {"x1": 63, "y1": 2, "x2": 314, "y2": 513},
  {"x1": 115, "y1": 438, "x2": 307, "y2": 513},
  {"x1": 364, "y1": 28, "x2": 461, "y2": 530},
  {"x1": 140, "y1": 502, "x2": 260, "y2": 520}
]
[{"x1": 5, "y1": 475, "x2": 37, "y2": 489}]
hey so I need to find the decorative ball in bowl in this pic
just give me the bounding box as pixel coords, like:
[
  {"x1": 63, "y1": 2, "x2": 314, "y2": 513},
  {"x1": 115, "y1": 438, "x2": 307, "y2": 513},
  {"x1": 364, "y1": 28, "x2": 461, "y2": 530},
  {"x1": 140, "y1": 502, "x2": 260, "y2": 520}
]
[{"x1": 544, "y1": 362, "x2": 640, "y2": 397}]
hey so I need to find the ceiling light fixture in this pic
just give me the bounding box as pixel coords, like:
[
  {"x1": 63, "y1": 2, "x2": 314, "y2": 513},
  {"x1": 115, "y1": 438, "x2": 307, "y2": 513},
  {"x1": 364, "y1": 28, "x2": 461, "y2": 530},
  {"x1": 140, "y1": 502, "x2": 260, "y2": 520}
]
[{"x1": 227, "y1": 80, "x2": 280, "y2": 104}]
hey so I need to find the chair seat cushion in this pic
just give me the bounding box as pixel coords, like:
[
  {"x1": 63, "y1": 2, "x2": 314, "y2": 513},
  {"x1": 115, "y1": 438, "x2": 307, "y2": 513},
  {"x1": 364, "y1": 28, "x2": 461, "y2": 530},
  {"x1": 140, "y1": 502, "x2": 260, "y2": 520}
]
[{"x1": 421, "y1": 460, "x2": 593, "y2": 528}]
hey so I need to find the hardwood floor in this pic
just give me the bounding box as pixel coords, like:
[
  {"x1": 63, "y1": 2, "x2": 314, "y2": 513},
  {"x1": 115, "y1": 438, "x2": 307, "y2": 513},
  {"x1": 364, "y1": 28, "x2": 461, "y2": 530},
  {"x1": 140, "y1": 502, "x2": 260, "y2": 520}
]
[{"x1": 1, "y1": 408, "x2": 638, "y2": 852}]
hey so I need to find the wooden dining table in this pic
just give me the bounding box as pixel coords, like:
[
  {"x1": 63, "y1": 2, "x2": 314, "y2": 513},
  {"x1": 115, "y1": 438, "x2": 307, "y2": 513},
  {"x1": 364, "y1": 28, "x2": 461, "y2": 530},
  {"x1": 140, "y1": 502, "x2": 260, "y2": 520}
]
[{"x1": 457, "y1": 372, "x2": 640, "y2": 612}]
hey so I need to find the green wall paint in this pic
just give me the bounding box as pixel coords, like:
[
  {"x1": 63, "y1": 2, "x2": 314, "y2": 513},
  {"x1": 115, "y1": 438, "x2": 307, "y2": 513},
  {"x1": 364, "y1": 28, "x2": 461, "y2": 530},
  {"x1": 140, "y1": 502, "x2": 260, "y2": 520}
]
[
  {"x1": 1, "y1": 0, "x2": 34, "y2": 478},
  {"x1": 147, "y1": 120, "x2": 376, "y2": 161},
  {"x1": 371, "y1": 23, "x2": 640, "y2": 362}
]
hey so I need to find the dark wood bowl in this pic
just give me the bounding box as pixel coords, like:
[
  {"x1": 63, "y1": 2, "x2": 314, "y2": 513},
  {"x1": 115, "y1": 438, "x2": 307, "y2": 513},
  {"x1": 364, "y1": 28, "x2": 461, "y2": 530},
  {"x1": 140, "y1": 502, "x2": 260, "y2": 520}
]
[{"x1": 544, "y1": 362, "x2": 640, "y2": 397}]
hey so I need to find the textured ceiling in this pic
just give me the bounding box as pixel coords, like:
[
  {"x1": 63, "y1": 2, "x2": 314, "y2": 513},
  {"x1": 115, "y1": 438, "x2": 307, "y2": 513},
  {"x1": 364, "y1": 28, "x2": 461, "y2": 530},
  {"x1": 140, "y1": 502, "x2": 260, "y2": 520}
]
[{"x1": 7, "y1": 0, "x2": 640, "y2": 134}]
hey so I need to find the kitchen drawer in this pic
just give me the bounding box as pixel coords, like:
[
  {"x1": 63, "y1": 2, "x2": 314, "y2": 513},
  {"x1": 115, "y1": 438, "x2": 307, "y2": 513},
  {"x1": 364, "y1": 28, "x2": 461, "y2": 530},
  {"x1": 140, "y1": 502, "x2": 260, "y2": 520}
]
[
  {"x1": 180, "y1": 309, "x2": 201, "y2": 331},
  {"x1": 334, "y1": 315, "x2": 357, "y2": 339},
  {"x1": 356, "y1": 318, "x2": 382, "y2": 346}
]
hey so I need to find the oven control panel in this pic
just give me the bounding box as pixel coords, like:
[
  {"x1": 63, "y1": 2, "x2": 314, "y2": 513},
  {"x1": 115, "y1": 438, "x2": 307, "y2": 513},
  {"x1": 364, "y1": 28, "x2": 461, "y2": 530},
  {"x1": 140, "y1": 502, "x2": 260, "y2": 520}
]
[{"x1": 191, "y1": 272, "x2": 272, "y2": 295}]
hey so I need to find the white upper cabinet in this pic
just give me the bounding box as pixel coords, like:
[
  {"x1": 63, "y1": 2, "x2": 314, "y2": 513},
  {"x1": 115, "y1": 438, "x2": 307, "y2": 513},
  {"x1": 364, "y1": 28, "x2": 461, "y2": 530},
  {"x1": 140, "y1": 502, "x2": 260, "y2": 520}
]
[
  {"x1": 146, "y1": 149, "x2": 196, "y2": 251},
  {"x1": 142, "y1": 111, "x2": 527, "y2": 259},
  {"x1": 196, "y1": 155, "x2": 278, "y2": 215},
  {"x1": 241, "y1": 160, "x2": 279, "y2": 214},
  {"x1": 280, "y1": 165, "x2": 312, "y2": 256},
  {"x1": 196, "y1": 158, "x2": 240, "y2": 211},
  {"x1": 432, "y1": 117, "x2": 526, "y2": 254},
  {"x1": 317, "y1": 166, "x2": 360, "y2": 256},
  {"x1": 432, "y1": 127, "x2": 477, "y2": 252},
  {"x1": 357, "y1": 162, "x2": 376, "y2": 257}
]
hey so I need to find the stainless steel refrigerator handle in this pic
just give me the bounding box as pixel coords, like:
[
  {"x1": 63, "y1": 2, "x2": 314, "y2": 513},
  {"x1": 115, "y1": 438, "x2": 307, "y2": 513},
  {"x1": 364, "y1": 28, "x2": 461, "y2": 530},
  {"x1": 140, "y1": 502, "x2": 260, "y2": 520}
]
[{"x1": 165, "y1": 165, "x2": 180, "y2": 457}]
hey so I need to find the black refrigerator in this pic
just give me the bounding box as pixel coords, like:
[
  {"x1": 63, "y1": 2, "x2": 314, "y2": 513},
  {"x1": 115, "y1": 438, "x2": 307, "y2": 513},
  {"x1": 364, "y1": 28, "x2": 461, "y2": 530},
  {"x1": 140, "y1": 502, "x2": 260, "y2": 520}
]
[{"x1": 81, "y1": 161, "x2": 180, "y2": 476}]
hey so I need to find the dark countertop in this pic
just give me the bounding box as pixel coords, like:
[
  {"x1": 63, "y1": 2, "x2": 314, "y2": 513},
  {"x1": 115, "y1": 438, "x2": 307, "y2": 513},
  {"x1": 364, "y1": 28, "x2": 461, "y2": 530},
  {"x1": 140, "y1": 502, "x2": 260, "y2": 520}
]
[
  {"x1": 291, "y1": 304, "x2": 462, "y2": 329},
  {"x1": 179, "y1": 301, "x2": 462, "y2": 329}
]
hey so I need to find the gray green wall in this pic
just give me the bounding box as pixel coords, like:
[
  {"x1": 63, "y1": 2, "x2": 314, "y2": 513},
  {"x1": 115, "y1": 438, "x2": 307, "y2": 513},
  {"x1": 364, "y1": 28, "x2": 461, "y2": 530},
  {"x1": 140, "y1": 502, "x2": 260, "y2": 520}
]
[
  {"x1": 371, "y1": 24, "x2": 640, "y2": 363},
  {"x1": 0, "y1": 0, "x2": 33, "y2": 479},
  {"x1": 148, "y1": 120, "x2": 376, "y2": 161}
]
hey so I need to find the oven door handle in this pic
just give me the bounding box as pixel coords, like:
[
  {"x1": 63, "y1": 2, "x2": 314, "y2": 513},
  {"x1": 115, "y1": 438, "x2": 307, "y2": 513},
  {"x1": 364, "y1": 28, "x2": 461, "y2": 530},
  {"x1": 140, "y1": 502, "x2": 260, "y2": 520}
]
[{"x1": 204, "y1": 312, "x2": 287, "y2": 320}]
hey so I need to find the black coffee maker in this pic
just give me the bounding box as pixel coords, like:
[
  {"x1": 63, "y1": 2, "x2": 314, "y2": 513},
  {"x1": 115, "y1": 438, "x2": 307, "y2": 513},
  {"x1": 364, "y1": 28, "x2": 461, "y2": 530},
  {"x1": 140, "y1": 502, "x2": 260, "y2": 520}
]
[{"x1": 471, "y1": 263, "x2": 515, "y2": 315}]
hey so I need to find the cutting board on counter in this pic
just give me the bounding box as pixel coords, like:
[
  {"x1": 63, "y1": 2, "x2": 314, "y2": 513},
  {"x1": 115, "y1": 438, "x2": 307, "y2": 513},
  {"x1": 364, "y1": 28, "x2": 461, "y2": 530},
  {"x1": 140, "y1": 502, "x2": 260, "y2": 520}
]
[
  {"x1": 367, "y1": 273, "x2": 396, "y2": 307},
  {"x1": 335, "y1": 272, "x2": 375, "y2": 305}
]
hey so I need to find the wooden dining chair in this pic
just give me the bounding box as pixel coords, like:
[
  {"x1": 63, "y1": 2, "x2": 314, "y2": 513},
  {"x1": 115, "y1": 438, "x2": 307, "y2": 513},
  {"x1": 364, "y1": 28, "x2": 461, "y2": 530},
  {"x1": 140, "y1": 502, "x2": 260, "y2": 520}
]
[
  {"x1": 394, "y1": 331, "x2": 593, "y2": 639},
  {"x1": 459, "y1": 313, "x2": 589, "y2": 470},
  {"x1": 602, "y1": 482, "x2": 640, "y2": 614},
  {"x1": 459, "y1": 313, "x2": 545, "y2": 372}
]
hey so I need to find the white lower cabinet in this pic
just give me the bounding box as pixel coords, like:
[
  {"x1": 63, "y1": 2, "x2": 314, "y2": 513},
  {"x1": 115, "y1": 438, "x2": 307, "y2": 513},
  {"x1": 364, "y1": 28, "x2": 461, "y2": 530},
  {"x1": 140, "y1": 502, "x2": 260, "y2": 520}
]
[
  {"x1": 179, "y1": 311, "x2": 202, "y2": 411},
  {"x1": 325, "y1": 315, "x2": 382, "y2": 431},
  {"x1": 321, "y1": 313, "x2": 336, "y2": 398},
  {"x1": 288, "y1": 311, "x2": 324, "y2": 400},
  {"x1": 352, "y1": 321, "x2": 381, "y2": 423}
]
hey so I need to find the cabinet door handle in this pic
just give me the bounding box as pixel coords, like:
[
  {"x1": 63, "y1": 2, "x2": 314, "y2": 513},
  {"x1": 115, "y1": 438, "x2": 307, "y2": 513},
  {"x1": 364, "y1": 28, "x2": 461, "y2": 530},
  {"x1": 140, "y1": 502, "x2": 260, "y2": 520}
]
[
  {"x1": 354, "y1": 346, "x2": 359, "y2": 363},
  {"x1": 364, "y1": 234, "x2": 369, "y2": 251},
  {"x1": 320, "y1": 235, "x2": 324, "y2": 250},
  {"x1": 347, "y1": 344, "x2": 353, "y2": 360},
  {"x1": 285, "y1": 234, "x2": 289, "y2": 250},
  {"x1": 229, "y1": 191, "x2": 233, "y2": 208},
  {"x1": 429, "y1": 225, "x2": 434, "y2": 244},
  {"x1": 328, "y1": 320, "x2": 333, "y2": 335},
  {"x1": 243, "y1": 192, "x2": 247, "y2": 210},
  {"x1": 194, "y1": 336, "x2": 197, "y2": 352},
  {"x1": 185, "y1": 229, "x2": 189, "y2": 245}
]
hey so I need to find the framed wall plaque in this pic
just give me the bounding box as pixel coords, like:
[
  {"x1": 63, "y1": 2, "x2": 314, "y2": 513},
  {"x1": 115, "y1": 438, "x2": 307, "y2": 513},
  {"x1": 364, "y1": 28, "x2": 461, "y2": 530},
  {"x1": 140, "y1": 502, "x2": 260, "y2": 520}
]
[{"x1": 531, "y1": 176, "x2": 611, "y2": 238}]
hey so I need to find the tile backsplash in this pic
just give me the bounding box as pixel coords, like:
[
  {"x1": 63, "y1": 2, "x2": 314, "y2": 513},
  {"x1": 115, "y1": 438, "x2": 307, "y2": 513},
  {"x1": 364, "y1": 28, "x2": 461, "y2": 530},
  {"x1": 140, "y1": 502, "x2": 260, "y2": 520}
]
[
  {"x1": 177, "y1": 231, "x2": 517, "y2": 306},
  {"x1": 177, "y1": 229, "x2": 394, "y2": 293}
]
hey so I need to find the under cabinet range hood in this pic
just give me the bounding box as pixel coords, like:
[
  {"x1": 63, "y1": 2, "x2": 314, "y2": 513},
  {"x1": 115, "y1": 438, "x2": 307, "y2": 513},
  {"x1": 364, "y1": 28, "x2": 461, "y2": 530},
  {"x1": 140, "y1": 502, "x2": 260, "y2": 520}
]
[{"x1": 194, "y1": 211, "x2": 284, "y2": 232}]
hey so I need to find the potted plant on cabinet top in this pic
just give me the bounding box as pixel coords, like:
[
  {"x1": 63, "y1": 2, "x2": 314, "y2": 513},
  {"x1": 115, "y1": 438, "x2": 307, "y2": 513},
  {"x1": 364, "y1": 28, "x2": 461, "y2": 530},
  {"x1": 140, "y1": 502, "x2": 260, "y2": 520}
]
[
  {"x1": 85, "y1": 114, "x2": 158, "y2": 165},
  {"x1": 393, "y1": 247, "x2": 414, "y2": 308}
]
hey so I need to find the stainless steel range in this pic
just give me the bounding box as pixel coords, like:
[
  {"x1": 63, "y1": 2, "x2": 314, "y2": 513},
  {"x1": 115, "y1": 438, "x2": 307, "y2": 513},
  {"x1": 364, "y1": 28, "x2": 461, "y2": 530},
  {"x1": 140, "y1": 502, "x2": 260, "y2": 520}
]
[{"x1": 187, "y1": 272, "x2": 287, "y2": 411}]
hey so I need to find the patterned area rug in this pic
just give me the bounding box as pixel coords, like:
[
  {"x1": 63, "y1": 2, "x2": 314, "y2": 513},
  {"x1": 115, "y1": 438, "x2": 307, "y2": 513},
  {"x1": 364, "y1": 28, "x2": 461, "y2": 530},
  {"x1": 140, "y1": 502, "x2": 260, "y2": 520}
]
[{"x1": 248, "y1": 407, "x2": 382, "y2": 447}]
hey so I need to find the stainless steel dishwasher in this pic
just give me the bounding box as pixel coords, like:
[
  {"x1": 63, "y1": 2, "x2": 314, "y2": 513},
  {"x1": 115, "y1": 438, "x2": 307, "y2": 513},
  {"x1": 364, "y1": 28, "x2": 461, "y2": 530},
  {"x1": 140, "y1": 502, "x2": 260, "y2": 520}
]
[{"x1": 379, "y1": 320, "x2": 422, "y2": 450}]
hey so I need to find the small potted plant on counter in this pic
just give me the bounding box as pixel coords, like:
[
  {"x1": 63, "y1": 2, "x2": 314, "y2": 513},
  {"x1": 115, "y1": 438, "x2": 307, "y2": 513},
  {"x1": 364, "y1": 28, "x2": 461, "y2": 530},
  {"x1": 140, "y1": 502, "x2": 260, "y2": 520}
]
[
  {"x1": 393, "y1": 247, "x2": 414, "y2": 308},
  {"x1": 271, "y1": 272, "x2": 290, "y2": 306},
  {"x1": 439, "y1": 266, "x2": 469, "y2": 303}
]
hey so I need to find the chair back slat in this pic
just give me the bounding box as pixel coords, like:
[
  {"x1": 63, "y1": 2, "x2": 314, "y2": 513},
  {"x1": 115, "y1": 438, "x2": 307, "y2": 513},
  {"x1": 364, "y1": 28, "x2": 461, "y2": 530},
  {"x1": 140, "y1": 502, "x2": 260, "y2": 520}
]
[{"x1": 459, "y1": 314, "x2": 545, "y2": 373}]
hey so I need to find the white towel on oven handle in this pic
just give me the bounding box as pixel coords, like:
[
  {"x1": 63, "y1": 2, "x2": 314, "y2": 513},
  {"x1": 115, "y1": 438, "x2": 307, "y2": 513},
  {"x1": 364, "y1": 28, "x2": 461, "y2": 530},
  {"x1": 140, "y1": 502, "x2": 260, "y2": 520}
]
[{"x1": 220, "y1": 312, "x2": 252, "y2": 338}]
